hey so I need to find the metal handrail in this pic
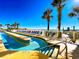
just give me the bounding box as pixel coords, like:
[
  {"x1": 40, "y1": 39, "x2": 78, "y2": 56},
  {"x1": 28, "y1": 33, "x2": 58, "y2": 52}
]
[{"x1": 38, "y1": 44, "x2": 59, "y2": 50}]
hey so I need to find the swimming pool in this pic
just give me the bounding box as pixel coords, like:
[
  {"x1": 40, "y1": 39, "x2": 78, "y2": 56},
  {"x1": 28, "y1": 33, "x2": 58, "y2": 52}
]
[{"x1": 0, "y1": 32, "x2": 48, "y2": 51}]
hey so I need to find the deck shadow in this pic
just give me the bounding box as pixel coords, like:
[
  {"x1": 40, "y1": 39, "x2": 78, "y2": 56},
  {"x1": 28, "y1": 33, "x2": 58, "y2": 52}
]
[
  {"x1": 72, "y1": 46, "x2": 79, "y2": 59},
  {"x1": 0, "y1": 51, "x2": 17, "y2": 57}
]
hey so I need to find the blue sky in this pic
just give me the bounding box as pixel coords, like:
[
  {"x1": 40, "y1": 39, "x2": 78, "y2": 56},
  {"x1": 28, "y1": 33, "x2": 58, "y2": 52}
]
[{"x1": 0, "y1": 0, "x2": 79, "y2": 29}]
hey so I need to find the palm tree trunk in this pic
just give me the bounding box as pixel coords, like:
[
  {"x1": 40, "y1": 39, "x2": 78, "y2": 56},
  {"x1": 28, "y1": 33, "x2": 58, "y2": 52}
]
[
  {"x1": 17, "y1": 25, "x2": 19, "y2": 29},
  {"x1": 7, "y1": 26, "x2": 9, "y2": 29},
  {"x1": 14, "y1": 25, "x2": 16, "y2": 29},
  {"x1": 57, "y1": 3, "x2": 62, "y2": 38},
  {"x1": 47, "y1": 20, "x2": 50, "y2": 31}
]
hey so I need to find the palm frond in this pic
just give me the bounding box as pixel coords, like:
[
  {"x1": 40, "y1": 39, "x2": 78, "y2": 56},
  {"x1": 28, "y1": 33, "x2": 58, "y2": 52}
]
[
  {"x1": 44, "y1": 11, "x2": 47, "y2": 15},
  {"x1": 47, "y1": 9, "x2": 52, "y2": 15},
  {"x1": 62, "y1": 0, "x2": 66, "y2": 2},
  {"x1": 62, "y1": 4, "x2": 65, "y2": 8},
  {"x1": 50, "y1": 16, "x2": 53, "y2": 18},
  {"x1": 68, "y1": 12, "x2": 76, "y2": 17},
  {"x1": 42, "y1": 9, "x2": 52, "y2": 19},
  {"x1": 42, "y1": 16, "x2": 45, "y2": 19},
  {"x1": 51, "y1": 0, "x2": 66, "y2": 7},
  {"x1": 78, "y1": 17, "x2": 79, "y2": 20},
  {"x1": 73, "y1": 7, "x2": 79, "y2": 13},
  {"x1": 51, "y1": 0, "x2": 59, "y2": 6}
]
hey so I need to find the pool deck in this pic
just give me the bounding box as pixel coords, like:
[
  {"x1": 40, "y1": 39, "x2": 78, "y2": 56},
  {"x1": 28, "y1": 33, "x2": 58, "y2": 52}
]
[
  {"x1": 15, "y1": 32, "x2": 79, "y2": 59},
  {"x1": 0, "y1": 32, "x2": 49, "y2": 59},
  {"x1": 1, "y1": 32, "x2": 79, "y2": 59},
  {"x1": 0, "y1": 40, "x2": 49, "y2": 59}
]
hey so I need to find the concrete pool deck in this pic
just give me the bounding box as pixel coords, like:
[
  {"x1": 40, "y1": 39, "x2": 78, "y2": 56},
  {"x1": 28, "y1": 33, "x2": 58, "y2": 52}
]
[
  {"x1": 0, "y1": 33, "x2": 62, "y2": 59},
  {"x1": 1, "y1": 32, "x2": 79, "y2": 59},
  {"x1": 0, "y1": 32, "x2": 49, "y2": 59},
  {"x1": 0, "y1": 40, "x2": 68, "y2": 59},
  {"x1": 0, "y1": 41, "x2": 49, "y2": 59},
  {"x1": 15, "y1": 32, "x2": 79, "y2": 59}
]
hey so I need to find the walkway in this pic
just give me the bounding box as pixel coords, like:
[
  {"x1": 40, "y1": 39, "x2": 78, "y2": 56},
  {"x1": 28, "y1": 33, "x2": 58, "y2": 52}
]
[{"x1": 46, "y1": 33, "x2": 79, "y2": 59}]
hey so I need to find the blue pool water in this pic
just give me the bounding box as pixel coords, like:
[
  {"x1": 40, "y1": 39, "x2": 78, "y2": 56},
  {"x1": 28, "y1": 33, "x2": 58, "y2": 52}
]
[{"x1": 0, "y1": 32, "x2": 48, "y2": 51}]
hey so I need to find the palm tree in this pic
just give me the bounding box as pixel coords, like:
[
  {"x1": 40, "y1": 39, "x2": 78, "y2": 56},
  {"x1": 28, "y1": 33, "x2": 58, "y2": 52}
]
[
  {"x1": 5, "y1": 24, "x2": 11, "y2": 31},
  {"x1": 16, "y1": 23, "x2": 20, "y2": 29},
  {"x1": 0, "y1": 24, "x2": 2, "y2": 28},
  {"x1": 68, "y1": 7, "x2": 79, "y2": 43},
  {"x1": 13, "y1": 22, "x2": 17, "y2": 29},
  {"x1": 69, "y1": 7, "x2": 79, "y2": 31},
  {"x1": 42, "y1": 9, "x2": 52, "y2": 31},
  {"x1": 69, "y1": 6, "x2": 79, "y2": 19},
  {"x1": 13, "y1": 22, "x2": 20, "y2": 29},
  {"x1": 5, "y1": 24, "x2": 10, "y2": 29},
  {"x1": 51, "y1": 0, "x2": 66, "y2": 38},
  {"x1": 10, "y1": 24, "x2": 14, "y2": 29}
]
